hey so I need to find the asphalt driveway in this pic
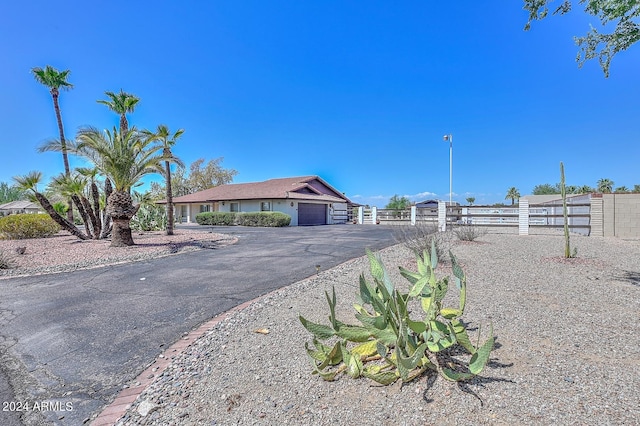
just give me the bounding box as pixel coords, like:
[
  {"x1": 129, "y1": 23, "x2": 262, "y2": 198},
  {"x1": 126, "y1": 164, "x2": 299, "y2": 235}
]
[{"x1": 0, "y1": 225, "x2": 397, "y2": 425}]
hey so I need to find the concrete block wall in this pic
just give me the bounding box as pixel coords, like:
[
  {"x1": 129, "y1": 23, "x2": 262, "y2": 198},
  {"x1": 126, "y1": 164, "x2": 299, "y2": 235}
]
[{"x1": 602, "y1": 194, "x2": 640, "y2": 238}]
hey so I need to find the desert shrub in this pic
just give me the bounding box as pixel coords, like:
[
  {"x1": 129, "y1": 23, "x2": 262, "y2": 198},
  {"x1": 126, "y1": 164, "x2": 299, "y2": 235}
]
[
  {"x1": 453, "y1": 224, "x2": 487, "y2": 241},
  {"x1": 0, "y1": 250, "x2": 16, "y2": 269},
  {"x1": 236, "y1": 212, "x2": 291, "y2": 227},
  {"x1": 0, "y1": 214, "x2": 60, "y2": 239},
  {"x1": 393, "y1": 222, "x2": 453, "y2": 262},
  {"x1": 131, "y1": 205, "x2": 168, "y2": 231},
  {"x1": 196, "y1": 212, "x2": 237, "y2": 226},
  {"x1": 300, "y1": 241, "x2": 494, "y2": 384}
]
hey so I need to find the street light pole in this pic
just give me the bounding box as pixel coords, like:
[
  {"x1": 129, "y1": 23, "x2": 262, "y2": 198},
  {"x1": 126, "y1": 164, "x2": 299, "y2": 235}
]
[{"x1": 443, "y1": 134, "x2": 452, "y2": 206}]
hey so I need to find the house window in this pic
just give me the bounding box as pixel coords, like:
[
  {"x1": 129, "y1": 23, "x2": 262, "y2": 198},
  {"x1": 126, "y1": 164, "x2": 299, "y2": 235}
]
[
  {"x1": 261, "y1": 202, "x2": 271, "y2": 211},
  {"x1": 200, "y1": 204, "x2": 211, "y2": 213},
  {"x1": 230, "y1": 202, "x2": 239, "y2": 212}
]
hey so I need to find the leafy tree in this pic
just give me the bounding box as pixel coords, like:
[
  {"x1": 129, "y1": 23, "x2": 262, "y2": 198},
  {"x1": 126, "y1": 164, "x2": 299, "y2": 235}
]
[
  {"x1": 385, "y1": 194, "x2": 410, "y2": 210},
  {"x1": 466, "y1": 196, "x2": 475, "y2": 205},
  {"x1": 0, "y1": 182, "x2": 26, "y2": 204},
  {"x1": 97, "y1": 90, "x2": 140, "y2": 134},
  {"x1": 597, "y1": 178, "x2": 614, "y2": 193},
  {"x1": 614, "y1": 186, "x2": 629, "y2": 193},
  {"x1": 523, "y1": 1, "x2": 640, "y2": 77},
  {"x1": 633, "y1": 184, "x2": 640, "y2": 193},
  {"x1": 578, "y1": 184, "x2": 594, "y2": 193},
  {"x1": 32, "y1": 65, "x2": 74, "y2": 221},
  {"x1": 142, "y1": 125, "x2": 185, "y2": 236},
  {"x1": 186, "y1": 158, "x2": 238, "y2": 193},
  {"x1": 74, "y1": 126, "x2": 165, "y2": 246},
  {"x1": 532, "y1": 183, "x2": 560, "y2": 195},
  {"x1": 505, "y1": 187, "x2": 521, "y2": 205}
]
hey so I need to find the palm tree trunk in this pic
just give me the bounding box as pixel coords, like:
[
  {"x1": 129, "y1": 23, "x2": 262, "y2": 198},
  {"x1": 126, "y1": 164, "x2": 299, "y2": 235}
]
[
  {"x1": 106, "y1": 190, "x2": 139, "y2": 247},
  {"x1": 79, "y1": 195, "x2": 100, "y2": 239},
  {"x1": 34, "y1": 192, "x2": 88, "y2": 240},
  {"x1": 165, "y1": 160, "x2": 174, "y2": 236},
  {"x1": 100, "y1": 178, "x2": 113, "y2": 239},
  {"x1": 120, "y1": 115, "x2": 128, "y2": 135},
  {"x1": 51, "y1": 90, "x2": 74, "y2": 223},
  {"x1": 90, "y1": 181, "x2": 102, "y2": 238},
  {"x1": 72, "y1": 195, "x2": 93, "y2": 238}
]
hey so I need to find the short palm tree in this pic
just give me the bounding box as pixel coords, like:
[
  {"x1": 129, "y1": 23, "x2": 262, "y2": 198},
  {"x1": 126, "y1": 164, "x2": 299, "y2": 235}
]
[
  {"x1": 97, "y1": 90, "x2": 140, "y2": 134},
  {"x1": 32, "y1": 65, "x2": 74, "y2": 221},
  {"x1": 13, "y1": 171, "x2": 87, "y2": 240},
  {"x1": 466, "y1": 197, "x2": 475, "y2": 206},
  {"x1": 74, "y1": 126, "x2": 164, "y2": 246},
  {"x1": 578, "y1": 185, "x2": 594, "y2": 194},
  {"x1": 505, "y1": 187, "x2": 520, "y2": 205},
  {"x1": 597, "y1": 178, "x2": 614, "y2": 193},
  {"x1": 142, "y1": 125, "x2": 185, "y2": 235},
  {"x1": 614, "y1": 186, "x2": 629, "y2": 193}
]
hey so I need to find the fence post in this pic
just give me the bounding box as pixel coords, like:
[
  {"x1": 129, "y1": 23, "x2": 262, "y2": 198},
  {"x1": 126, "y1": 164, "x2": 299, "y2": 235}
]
[
  {"x1": 518, "y1": 199, "x2": 529, "y2": 235},
  {"x1": 371, "y1": 206, "x2": 377, "y2": 225},
  {"x1": 438, "y1": 201, "x2": 446, "y2": 232},
  {"x1": 410, "y1": 205, "x2": 416, "y2": 226},
  {"x1": 357, "y1": 206, "x2": 363, "y2": 224}
]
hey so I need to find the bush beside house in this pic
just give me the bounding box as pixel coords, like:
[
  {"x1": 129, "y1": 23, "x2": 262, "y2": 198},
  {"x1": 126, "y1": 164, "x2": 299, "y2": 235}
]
[
  {"x1": 0, "y1": 213, "x2": 60, "y2": 239},
  {"x1": 195, "y1": 211, "x2": 291, "y2": 227}
]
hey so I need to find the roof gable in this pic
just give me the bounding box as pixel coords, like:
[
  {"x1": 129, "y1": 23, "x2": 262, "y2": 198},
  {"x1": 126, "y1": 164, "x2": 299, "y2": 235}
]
[{"x1": 168, "y1": 175, "x2": 351, "y2": 204}]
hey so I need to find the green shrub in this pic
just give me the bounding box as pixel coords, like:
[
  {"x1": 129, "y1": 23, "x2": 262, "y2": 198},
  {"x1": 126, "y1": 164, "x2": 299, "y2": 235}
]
[
  {"x1": 131, "y1": 205, "x2": 168, "y2": 231},
  {"x1": 300, "y1": 240, "x2": 494, "y2": 385},
  {"x1": 236, "y1": 212, "x2": 291, "y2": 227},
  {"x1": 196, "y1": 212, "x2": 237, "y2": 226},
  {"x1": 0, "y1": 214, "x2": 60, "y2": 239}
]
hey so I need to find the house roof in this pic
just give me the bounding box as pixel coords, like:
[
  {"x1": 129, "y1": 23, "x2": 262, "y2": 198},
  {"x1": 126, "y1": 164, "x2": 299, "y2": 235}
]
[
  {"x1": 521, "y1": 194, "x2": 589, "y2": 204},
  {"x1": 164, "y1": 176, "x2": 351, "y2": 204},
  {"x1": 0, "y1": 200, "x2": 42, "y2": 210}
]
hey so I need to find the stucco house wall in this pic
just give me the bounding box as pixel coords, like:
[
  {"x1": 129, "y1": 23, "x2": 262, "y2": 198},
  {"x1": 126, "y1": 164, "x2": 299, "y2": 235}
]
[{"x1": 164, "y1": 176, "x2": 350, "y2": 226}]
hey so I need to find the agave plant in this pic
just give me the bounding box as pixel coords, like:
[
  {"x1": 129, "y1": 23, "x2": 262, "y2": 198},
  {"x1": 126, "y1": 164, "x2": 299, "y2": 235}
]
[{"x1": 300, "y1": 241, "x2": 494, "y2": 384}]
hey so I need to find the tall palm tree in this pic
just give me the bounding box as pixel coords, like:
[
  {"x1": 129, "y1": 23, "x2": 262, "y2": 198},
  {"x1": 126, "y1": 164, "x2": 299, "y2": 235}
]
[
  {"x1": 32, "y1": 65, "x2": 74, "y2": 221},
  {"x1": 505, "y1": 187, "x2": 521, "y2": 205},
  {"x1": 75, "y1": 126, "x2": 164, "y2": 246},
  {"x1": 597, "y1": 178, "x2": 614, "y2": 193},
  {"x1": 13, "y1": 171, "x2": 87, "y2": 240},
  {"x1": 465, "y1": 197, "x2": 475, "y2": 206},
  {"x1": 97, "y1": 90, "x2": 140, "y2": 134},
  {"x1": 142, "y1": 125, "x2": 185, "y2": 235}
]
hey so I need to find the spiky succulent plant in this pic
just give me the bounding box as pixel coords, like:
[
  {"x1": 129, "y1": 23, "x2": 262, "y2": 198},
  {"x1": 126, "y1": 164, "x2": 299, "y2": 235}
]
[{"x1": 300, "y1": 240, "x2": 494, "y2": 384}]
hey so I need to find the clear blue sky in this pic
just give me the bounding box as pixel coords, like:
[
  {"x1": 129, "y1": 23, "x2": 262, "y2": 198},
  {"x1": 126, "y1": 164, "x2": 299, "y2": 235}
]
[{"x1": 1, "y1": 1, "x2": 638, "y2": 207}]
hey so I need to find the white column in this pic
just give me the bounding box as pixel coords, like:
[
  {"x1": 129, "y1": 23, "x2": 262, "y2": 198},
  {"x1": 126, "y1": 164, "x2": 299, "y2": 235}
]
[
  {"x1": 410, "y1": 205, "x2": 416, "y2": 226},
  {"x1": 186, "y1": 204, "x2": 192, "y2": 223},
  {"x1": 519, "y1": 199, "x2": 529, "y2": 235},
  {"x1": 371, "y1": 206, "x2": 377, "y2": 225},
  {"x1": 438, "y1": 201, "x2": 446, "y2": 232},
  {"x1": 358, "y1": 206, "x2": 363, "y2": 224}
]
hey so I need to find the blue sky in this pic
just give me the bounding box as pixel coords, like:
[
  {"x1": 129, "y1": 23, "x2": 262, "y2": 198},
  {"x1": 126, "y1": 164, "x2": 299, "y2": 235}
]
[{"x1": 1, "y1": 1, "x2": 638, "y2": 207}]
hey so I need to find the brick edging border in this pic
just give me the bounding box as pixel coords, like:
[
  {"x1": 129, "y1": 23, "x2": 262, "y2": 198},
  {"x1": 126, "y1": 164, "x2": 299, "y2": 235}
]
[{"x1": 90, "y1": 292, "x2": 276, "y2": 425}]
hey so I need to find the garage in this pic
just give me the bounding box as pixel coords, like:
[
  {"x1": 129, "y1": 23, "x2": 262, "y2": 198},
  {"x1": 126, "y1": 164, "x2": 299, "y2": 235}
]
[{"x1": 298, "y1": 203, "x2": 327, "y2": 226}]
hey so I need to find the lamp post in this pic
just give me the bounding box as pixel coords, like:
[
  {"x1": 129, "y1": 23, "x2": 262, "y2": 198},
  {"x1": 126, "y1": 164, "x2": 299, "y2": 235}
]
[{"x1": 443, "y1": 134, "x2": 452, "y2": 206}]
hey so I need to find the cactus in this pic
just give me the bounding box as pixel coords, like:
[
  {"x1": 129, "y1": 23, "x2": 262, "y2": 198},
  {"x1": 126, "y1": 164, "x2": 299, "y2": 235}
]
[
  {"x1": 560, "y1": 162, "x2": 575, "y2": 258},
  {"x1": 299, "y1": 240, "x2": 494, "y2": 385}
]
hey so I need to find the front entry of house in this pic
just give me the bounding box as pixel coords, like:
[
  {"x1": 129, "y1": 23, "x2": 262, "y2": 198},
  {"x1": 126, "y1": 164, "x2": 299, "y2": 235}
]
[{"x1": 298, "y1": 203, "x2": 327, "y2": 226}]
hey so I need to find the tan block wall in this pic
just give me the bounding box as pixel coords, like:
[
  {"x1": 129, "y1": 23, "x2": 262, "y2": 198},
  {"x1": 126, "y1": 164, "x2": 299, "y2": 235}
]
[{"x1": 602, "y1": 194, "x2": 640, "y2": 238}]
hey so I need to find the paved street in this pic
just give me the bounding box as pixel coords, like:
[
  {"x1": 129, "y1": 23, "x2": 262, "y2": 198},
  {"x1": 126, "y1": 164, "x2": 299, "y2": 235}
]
[{"x1": 0, "y1": 225, "x2": 397, "y2": 425}]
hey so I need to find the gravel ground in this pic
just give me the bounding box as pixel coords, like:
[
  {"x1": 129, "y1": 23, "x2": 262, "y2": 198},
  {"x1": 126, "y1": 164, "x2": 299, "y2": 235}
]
[
  {"x1": 115, "y1": 232, "x2": 640, "y2": 426},
  {"x1": 0, "y1": 229, "x2": 236, "y2": 279}
]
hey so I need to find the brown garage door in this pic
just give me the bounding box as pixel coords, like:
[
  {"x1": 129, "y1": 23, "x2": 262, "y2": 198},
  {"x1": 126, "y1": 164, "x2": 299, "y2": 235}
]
[{"x1": 298, "y1": 203, "x2": 327, "y2": 226}]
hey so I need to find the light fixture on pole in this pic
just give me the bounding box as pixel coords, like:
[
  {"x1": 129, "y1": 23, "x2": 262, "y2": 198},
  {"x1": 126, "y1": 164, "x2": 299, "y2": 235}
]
[{"x1": 443, "y1": 134, "x2": 452, "y2": 206}]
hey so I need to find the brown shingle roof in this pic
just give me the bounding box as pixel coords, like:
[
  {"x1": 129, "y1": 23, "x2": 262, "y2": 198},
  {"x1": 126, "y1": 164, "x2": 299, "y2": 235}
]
[{"x1": 165, "y1": 176, "x2": 350, "y2": 204}]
